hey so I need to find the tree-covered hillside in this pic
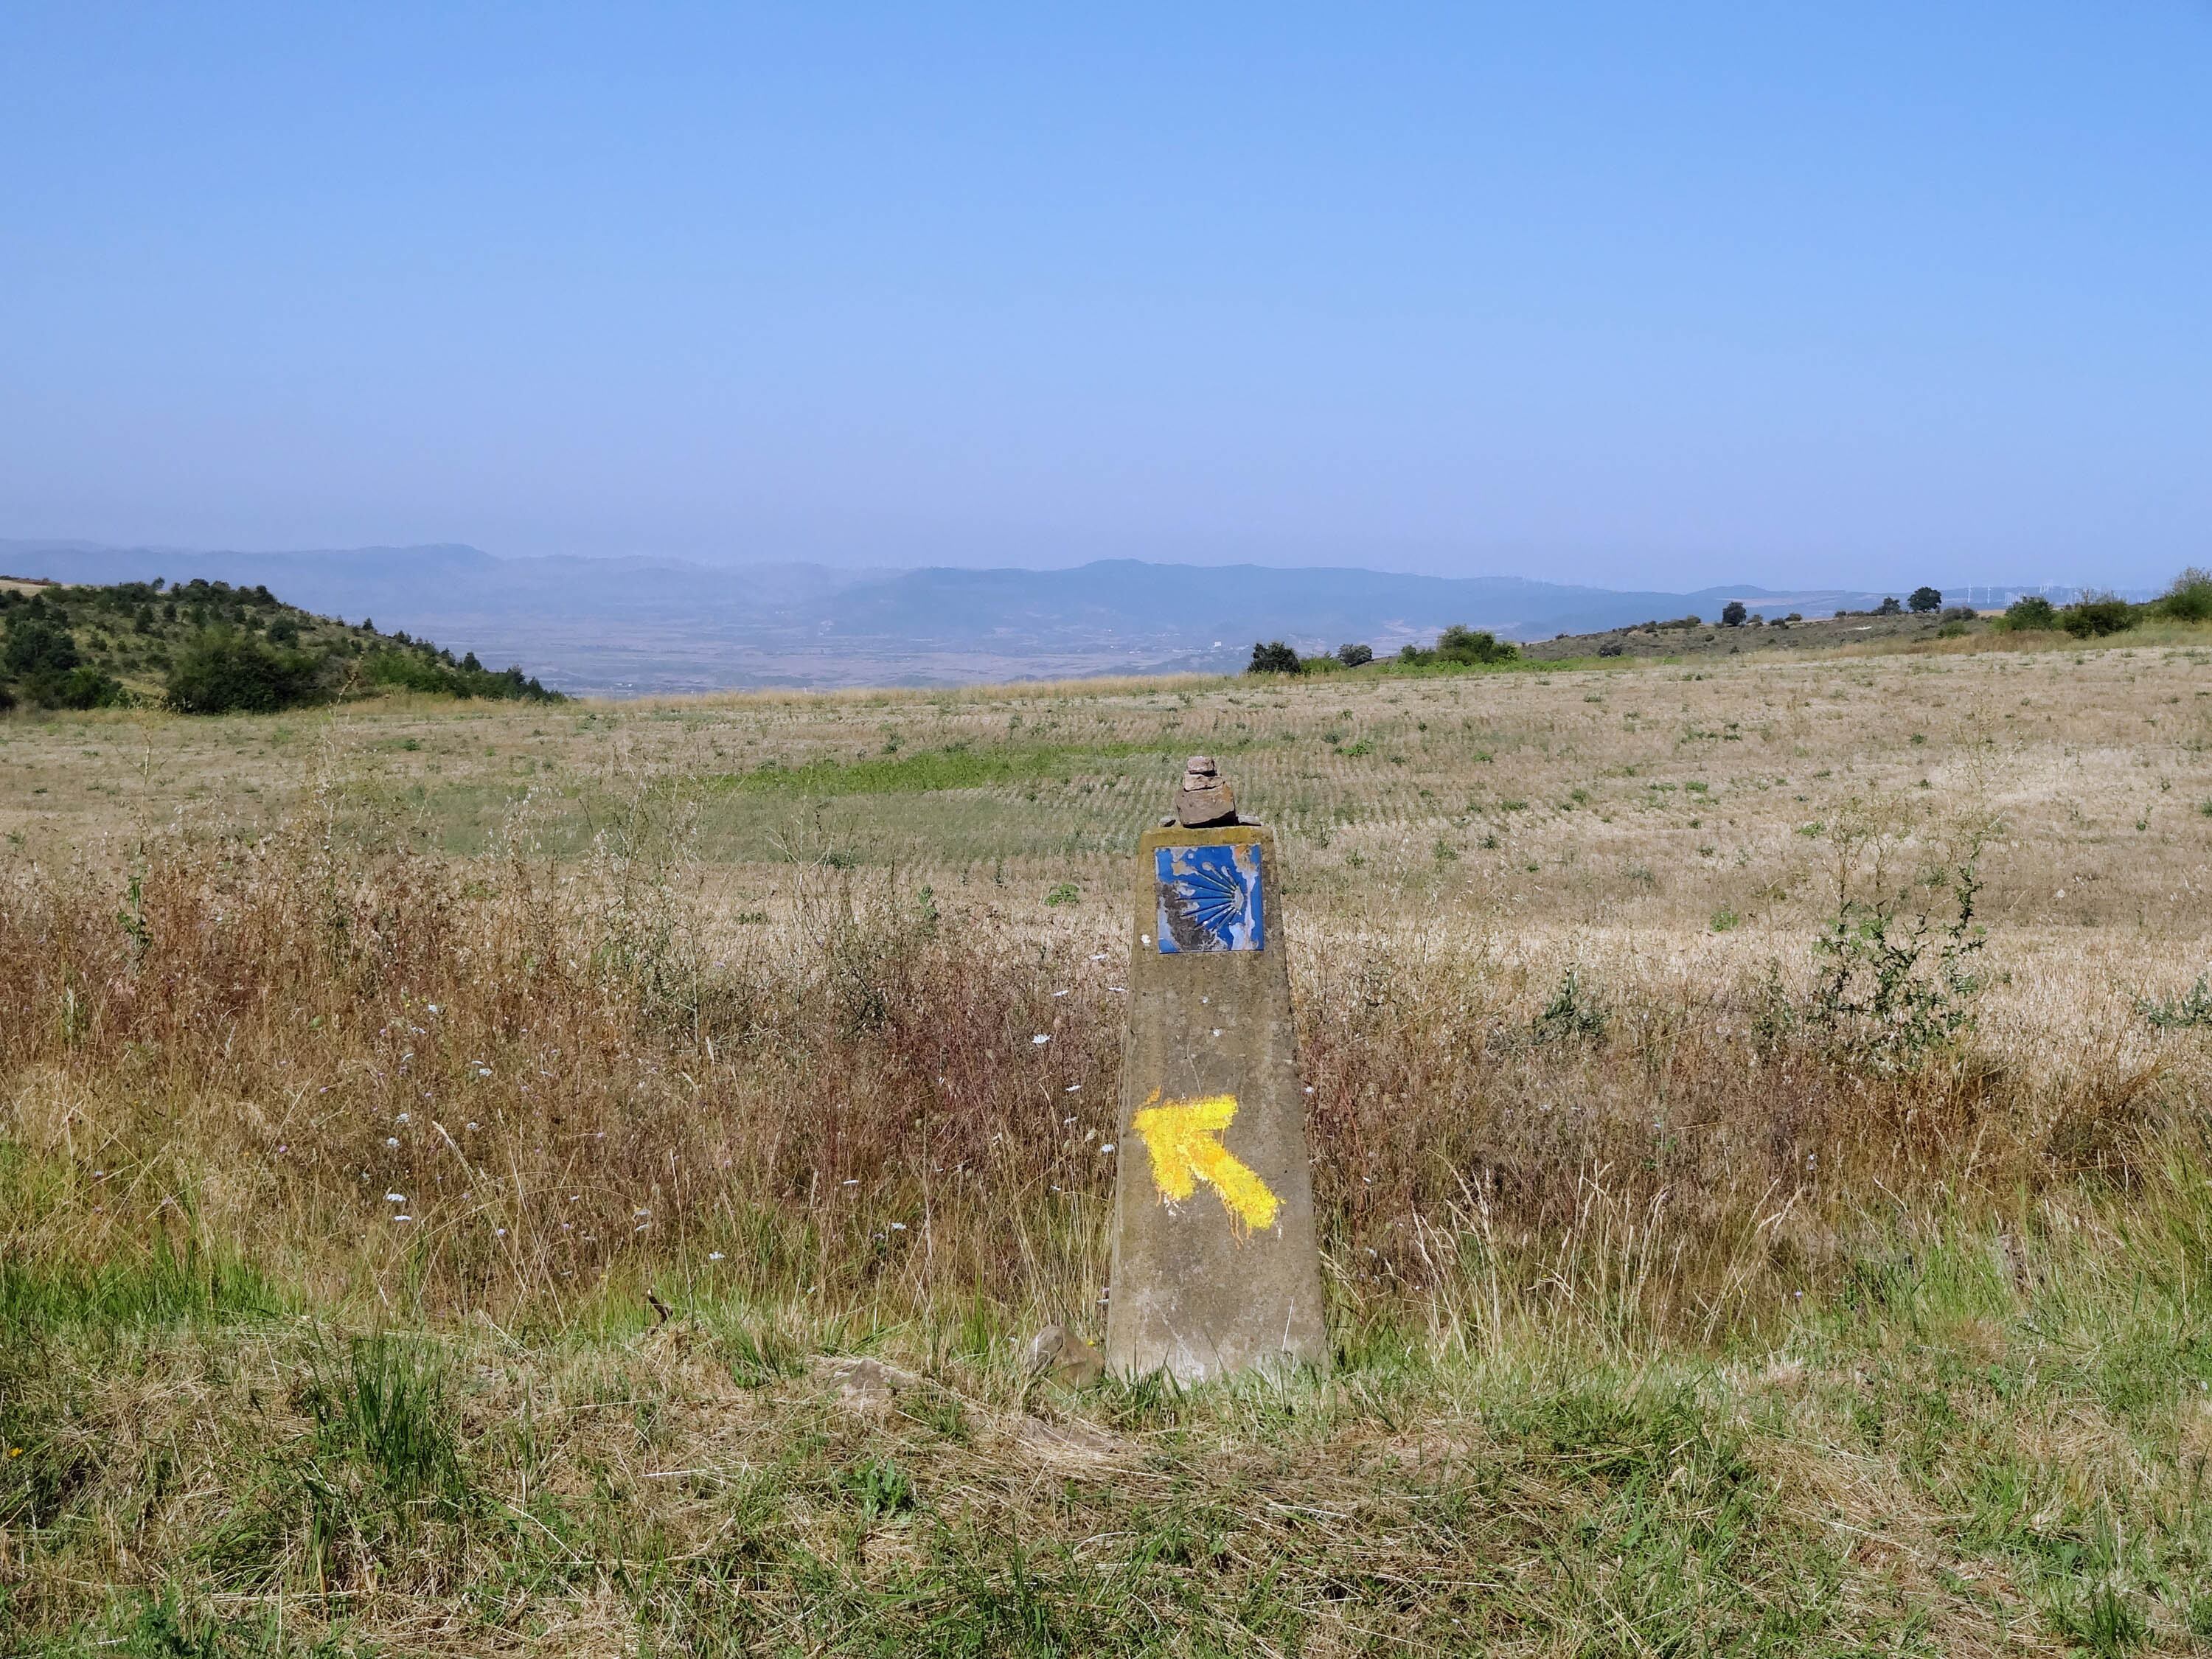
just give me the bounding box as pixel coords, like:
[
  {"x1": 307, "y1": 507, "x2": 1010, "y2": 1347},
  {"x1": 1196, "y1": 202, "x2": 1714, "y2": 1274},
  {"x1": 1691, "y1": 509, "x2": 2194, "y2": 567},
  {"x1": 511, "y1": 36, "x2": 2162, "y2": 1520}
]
[{"x1": 0, "y1": 575, "x2": 560, "y2": 713}]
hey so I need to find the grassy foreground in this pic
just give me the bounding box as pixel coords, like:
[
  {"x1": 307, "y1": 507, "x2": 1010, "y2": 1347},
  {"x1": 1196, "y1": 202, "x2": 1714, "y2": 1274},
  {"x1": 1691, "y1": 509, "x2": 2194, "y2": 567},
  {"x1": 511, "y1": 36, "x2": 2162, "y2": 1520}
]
[{"x1": 6, "y1": 635, "x2": 2212, "y2": 1652}]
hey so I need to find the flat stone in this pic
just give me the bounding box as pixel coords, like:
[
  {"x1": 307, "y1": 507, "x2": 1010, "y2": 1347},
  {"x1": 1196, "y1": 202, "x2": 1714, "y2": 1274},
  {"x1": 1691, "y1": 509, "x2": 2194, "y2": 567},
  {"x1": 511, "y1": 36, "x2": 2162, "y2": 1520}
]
[
  {"x1": 1015, "y1": 1416, "x2": 1124, "y2": 1461},
  {"x1": 1175, "y1": 753, "x2": 1239, "y2": 827},
  {"x1": 826, "y1": 1357, "x2": 904, "y2": 1413},
  {"x1": 1023, "y1": 1324, "x2": 1105, "y2": 1391}
]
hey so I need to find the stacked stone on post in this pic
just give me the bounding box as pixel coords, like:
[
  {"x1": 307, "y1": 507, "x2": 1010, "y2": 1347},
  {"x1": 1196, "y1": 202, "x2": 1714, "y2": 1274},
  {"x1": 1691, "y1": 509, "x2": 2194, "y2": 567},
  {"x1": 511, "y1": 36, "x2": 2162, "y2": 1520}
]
[{"x1": 1104, "y1": 756, "x2": 1329, "y2": 1382}]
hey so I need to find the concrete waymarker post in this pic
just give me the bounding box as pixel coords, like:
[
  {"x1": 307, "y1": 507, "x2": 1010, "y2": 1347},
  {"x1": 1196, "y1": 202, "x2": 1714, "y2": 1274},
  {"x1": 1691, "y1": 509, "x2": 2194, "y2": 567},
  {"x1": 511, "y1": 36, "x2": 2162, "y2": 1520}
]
[{"x1": 1105, "y1": 756, "x2": 1329, "y2": 1382}]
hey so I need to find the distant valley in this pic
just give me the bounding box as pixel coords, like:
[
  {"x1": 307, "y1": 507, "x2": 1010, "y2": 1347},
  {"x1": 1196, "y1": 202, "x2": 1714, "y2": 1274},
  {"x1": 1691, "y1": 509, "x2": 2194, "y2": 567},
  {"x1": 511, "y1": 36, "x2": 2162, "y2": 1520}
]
[{"x1": 0, "y1": 539, "x2": 2026, "y2": 695}]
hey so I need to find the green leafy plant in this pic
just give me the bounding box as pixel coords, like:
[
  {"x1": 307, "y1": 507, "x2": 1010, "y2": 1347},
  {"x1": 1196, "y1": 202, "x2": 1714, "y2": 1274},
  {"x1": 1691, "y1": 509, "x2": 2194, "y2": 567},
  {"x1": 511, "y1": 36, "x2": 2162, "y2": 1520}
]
[
  {"x1": 2137, "y1": 975, "x2": 2212, "y2": 1030},
  {"x1": 1802, "y1": 810, "x2": 1989, "y2": 1071},
  {"x1": 1531, "y1": 965, "x2": 1609, "y2": 1045}
]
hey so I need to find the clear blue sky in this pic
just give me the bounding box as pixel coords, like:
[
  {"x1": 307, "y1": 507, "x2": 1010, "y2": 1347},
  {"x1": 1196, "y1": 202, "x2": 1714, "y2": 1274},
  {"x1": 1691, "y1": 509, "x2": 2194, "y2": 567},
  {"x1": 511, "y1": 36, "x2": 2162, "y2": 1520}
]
[{"x1": 3, "y1": 4, "x2": 2206, "y2": 591}]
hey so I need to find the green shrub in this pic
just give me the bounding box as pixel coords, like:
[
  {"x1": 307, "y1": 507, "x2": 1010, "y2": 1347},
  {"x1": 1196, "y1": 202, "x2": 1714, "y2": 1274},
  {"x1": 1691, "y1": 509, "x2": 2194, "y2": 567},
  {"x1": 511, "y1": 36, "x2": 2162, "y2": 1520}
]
[
  {"x1": 1413, "y1": 624, "x2": 1519, "y2": 667},
  {"x1": 2, "y1": 613, "x2": 79, "y2": 681},
  {"x1": 2061, "y1": 594, "x2": 2135, "y2": 638},
  {"x1": 165, "y1": 628, "x2": 329, "y2": 714},
  {"x1": 361, "y1": 647, "x2": 559, "y2": 701},
  {"x1": 2003, "y1": 595, "x2": 2059, "y2": 630},
  {"x1": 41, "y1": 666, "x2": 128, "y2": 709},
  {"x1": 1335, "y1": 641, "x2": 1374, "y2": 667},
  {"x1": 1246, "y1": 641, "x2": 1302, "y2": 675}
]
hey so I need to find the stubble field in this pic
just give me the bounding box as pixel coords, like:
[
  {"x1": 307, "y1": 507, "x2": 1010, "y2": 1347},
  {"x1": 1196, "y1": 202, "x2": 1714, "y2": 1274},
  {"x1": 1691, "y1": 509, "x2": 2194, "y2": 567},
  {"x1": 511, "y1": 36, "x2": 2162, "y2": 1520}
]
[{"x1": 6, "y1": 633, "x2": 2212, "y2": 1655}]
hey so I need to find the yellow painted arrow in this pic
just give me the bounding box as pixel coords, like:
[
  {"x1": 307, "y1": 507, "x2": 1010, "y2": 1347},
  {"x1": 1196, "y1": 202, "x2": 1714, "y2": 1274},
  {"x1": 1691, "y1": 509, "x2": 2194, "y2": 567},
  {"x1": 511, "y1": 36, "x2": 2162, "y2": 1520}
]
[{"x1": 1129, "y1": 1091, "x2": 1281, "y2": 1233}]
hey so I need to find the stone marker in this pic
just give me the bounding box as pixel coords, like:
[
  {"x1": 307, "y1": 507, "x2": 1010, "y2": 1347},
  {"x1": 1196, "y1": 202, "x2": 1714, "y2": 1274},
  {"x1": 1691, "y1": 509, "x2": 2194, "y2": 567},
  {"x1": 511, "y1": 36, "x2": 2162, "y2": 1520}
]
[{"x1": 1104, "y1": 757, "x2": 1329, "y2": 1382}]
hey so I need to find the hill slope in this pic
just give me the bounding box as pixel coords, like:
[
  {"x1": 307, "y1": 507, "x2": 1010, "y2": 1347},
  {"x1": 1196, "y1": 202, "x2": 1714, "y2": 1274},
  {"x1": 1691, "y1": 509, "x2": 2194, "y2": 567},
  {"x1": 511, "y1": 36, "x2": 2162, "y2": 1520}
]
[{"x1": 0, "y1": 574, "x2": 561, "y2": 712}]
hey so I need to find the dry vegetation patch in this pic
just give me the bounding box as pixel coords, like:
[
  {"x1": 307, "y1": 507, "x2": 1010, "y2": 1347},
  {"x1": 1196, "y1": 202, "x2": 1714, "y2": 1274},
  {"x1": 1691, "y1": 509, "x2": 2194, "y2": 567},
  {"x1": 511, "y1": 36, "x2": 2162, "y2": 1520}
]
[{"x1": 5, "y1": 639, "x2": 2212, "y2": 1651}]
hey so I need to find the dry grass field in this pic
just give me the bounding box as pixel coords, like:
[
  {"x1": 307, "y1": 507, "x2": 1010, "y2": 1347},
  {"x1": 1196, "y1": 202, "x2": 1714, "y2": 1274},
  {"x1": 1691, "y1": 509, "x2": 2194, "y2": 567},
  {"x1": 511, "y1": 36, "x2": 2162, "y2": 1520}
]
[{"x1": 7, "y1": 630, "x2": 2212, "y2": 1655}]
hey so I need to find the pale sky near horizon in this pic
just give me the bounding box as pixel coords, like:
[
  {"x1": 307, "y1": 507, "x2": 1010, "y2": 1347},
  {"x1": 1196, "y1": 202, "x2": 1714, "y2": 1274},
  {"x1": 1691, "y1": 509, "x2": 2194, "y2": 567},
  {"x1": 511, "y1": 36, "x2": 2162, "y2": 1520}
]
[{"x1": 2, "y1": 4, "x2": 2207, "y2": 591}]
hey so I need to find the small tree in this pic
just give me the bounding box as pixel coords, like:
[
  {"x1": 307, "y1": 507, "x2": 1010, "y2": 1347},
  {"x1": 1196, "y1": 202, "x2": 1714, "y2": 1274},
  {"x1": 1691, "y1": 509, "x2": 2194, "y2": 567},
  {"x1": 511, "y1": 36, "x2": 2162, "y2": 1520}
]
[
  {"x1": 1247, "y1": 640, "x2": 1302, "y2": 675},
  {"x1": 1335, "y1": 642, "x2": 1374, "y2": 667},
  {"x1": 1908, "y1": 585, "x2": 1942, "y2": 613},
  {"x1": 2003, "y1": 594, "x2": 2058, "y2": 630},
  {"x1": 1720, "y1": 600, "x2": 1749, "y2": 627},
  {"x1": 1876, "y1": 596, "x2": 1904, "y2": 616}
]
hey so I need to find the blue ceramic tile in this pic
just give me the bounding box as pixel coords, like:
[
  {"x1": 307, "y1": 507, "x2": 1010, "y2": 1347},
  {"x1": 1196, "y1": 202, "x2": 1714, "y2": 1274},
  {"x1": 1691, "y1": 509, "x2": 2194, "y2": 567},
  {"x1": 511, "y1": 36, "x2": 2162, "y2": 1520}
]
[{"x1": 1154, "y1": 843, "x2": 1264, "y2": 953}]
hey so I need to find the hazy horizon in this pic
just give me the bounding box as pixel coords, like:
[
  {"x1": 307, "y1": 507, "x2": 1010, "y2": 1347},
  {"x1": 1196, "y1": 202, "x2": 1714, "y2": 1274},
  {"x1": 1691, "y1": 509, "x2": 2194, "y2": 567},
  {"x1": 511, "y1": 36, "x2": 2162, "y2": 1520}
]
[
  {"x1": 0, "y1": 534, "x2": 2148, "y2": 604},
  {"x1": 4, "y1": 6, "x2": 2206, "y2": 591}
]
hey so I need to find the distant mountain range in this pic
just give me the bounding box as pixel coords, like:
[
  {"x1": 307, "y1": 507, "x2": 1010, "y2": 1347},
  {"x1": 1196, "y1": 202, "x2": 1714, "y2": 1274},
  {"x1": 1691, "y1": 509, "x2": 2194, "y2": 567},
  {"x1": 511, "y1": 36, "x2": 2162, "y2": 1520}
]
[{"x1": 0, "y1": 539, "x2": 2058, "y2": 695}]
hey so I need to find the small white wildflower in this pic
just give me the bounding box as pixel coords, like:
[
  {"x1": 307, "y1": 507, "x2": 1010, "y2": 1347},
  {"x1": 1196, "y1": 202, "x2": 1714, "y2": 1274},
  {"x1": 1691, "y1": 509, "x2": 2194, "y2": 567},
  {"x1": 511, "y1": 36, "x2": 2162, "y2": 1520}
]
[
  {"x1": 386, "y1": 1192, "x2": 405, "y2": 1202},
  {"x1": 395, "y1": 1112, "x2": 410, "y2": 1124},
  {"x1": 465, "y1": 1121, "x2": 479, "y2": 1132},
  {"x1": 1032, "y1": 1034, "x2": 1050, "y2": 1046},
  {"x1": 1099, "y1": 1143, "x2": 1115, "y2": 1155},
  {"x1": 1065, "y1": 1083, "x2": 1081, "y2": 1092},
  {"x1": 708, "y1": 1251, "x2": 726, "y2": 1260},
  {"x1": 889, "y1": 1222, "x2": 906, "y2": 1231},
  {"x1": 495, "y1": 1227, "x2": 507, "y2": 1237},
  {"x1": 385, "y1": 1136, "x2": 399, "y2": 1148},
  {"x1": 1053, "y1": 990, "x2": 1070, "y2": 998},
  {"x1": 427, "y1": 1004, "x2": 440, "y2": 1014},
  {"x1": 394, "y1": 1214, "x2": 413, "y2": 1223}
]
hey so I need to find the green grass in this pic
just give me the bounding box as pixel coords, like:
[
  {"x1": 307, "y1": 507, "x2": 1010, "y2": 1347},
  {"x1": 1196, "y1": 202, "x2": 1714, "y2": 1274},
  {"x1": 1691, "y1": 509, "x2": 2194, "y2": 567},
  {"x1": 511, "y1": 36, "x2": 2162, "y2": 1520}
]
[
  {"x1": 15, "y1": 1192, "x2": 2212, "y2": 1654},
  {"x1": 706, "y1": 739, "x2": 1187, "y2": 797},
  {"x1": 0, "y1": 1244, "x2": 282, "y2": 1343}
]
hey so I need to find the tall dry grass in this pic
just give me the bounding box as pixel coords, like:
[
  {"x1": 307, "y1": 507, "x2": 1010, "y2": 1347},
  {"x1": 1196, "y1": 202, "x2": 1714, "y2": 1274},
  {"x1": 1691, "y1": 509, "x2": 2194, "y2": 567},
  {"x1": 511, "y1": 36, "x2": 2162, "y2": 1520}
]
[{"x1": 2, "y1": 773, "x2": 2190, "y2": 1352}]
